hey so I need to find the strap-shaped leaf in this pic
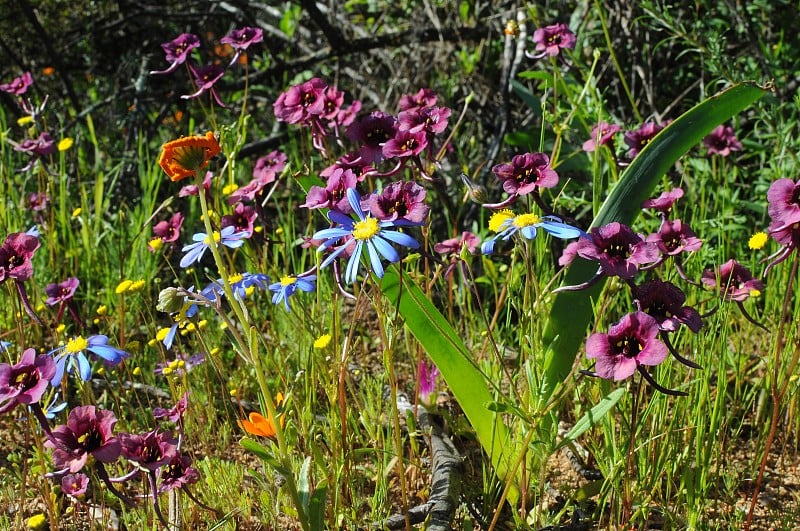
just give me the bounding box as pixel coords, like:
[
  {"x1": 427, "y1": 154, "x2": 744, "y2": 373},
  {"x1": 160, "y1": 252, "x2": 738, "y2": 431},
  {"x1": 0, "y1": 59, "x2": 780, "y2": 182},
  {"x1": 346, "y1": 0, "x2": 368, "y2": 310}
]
[
  {"x1": 380, "y1": 267, "x2": 521, "y2": 504},
  {"x1": 540, "y1": 82, "x2": 769, "y2": 400}
]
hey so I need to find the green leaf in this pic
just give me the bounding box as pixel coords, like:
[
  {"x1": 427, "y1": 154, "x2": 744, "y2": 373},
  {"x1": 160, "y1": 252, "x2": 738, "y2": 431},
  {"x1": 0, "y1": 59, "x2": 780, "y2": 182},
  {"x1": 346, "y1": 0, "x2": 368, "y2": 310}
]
[
  {"x1": 540, "y1": 82, "x2": 768, "y2": 400},
  {"x1": 380, "y1": 268, "x2": 521, "y2": 504},
  {"x1": 240, "y1": 437, "x2": 289, "y2": 475},
  {"x1": 554, "y1": 388, "x2": 625, "y2": 451}
]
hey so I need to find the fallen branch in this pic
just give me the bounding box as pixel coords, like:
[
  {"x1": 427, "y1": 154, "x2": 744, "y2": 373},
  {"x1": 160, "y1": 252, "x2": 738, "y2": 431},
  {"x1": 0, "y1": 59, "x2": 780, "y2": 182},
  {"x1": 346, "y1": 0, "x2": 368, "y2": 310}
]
[{"x1": 373, "y1": 405, "x2": 463, "y2": 530}]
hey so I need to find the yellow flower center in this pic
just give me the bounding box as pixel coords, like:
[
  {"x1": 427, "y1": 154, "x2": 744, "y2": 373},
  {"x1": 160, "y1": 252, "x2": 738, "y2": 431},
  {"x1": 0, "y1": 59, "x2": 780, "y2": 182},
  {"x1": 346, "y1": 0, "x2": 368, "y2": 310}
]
[
  {"x1": 65, "y1": 336, "x2": 88, "y2": 354},
  {"x1": 488, "y1": 210, "x2": 515, "y2": 233},
  {"x1": 280, "y1": 276, "x2": 297, "y2": 286},
  {"x1": 513, "y1": 213, "x2": 542, "y2": 228},
  {"x1": 352, "y1": 217, "x2": 380, "y2": 240},
  {"x1": 203, "y1": 231, "x2": 221, "y2": 245},
  {"x1": 229, "y1": 273, "x2": 244, "y2": 284}
]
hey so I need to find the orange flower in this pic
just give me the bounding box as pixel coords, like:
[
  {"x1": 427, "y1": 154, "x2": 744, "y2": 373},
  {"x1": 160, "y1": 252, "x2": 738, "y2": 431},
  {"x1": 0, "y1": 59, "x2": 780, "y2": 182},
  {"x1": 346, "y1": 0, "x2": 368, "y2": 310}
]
[
  {"x1": 238, "y1": 393, "x2": 285, "y2": 438},
  {"x1": 158, "y1": 131, "x2": 221, "y2": 182}
]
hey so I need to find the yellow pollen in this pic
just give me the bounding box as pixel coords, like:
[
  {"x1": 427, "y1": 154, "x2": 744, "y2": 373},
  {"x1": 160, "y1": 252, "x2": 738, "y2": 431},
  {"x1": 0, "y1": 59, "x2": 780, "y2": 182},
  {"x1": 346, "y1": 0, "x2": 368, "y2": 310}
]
[
  {"x1": 513, "y1": 213, "x2": 542, "y2": 228},
  {"x1": 204, "y1": 231, "x2": 222, "y2": 245},
  {"x1": 65, "y1": 336, "x2": 88, "y2": 354},
  {"x1": 488, "y1": 210, "x2": 515, "y2": 233},
  {"x1": 77, "y1": 433, "x2": 89, "y2": 444},
  {"x1": 229, "y1": 273, "x2": 244, "y2": 284},
  {"x1": 280, "y1": 276, "x2": 297, "y2": 286},
  {"x1": 352, "y1": 217, "x2": 380, "y2": 240}
]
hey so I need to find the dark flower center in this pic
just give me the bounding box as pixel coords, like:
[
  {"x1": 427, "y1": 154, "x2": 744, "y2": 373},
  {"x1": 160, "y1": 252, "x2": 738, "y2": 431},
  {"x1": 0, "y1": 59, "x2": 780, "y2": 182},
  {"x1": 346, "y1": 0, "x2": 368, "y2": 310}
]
[
  {"x1": 616, "y1": 336, "x2": 643, "y2": 358},
  {"x1": 603, "y1": 242, "x2": 630, "y2": 258},
  {"x1": 14, "y1": 369, "x2": 37, "y2": 390},
  {"x1": 77, "y1": 427, "x2": 103, "y2": 452}
]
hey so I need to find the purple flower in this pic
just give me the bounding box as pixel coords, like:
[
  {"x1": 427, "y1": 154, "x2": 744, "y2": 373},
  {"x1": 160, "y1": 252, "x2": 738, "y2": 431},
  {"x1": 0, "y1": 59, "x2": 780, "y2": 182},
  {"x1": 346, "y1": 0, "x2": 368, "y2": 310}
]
[
  {"x1": 220, "y1": 26, "x2": 263, "y2": 51},
  {"x1": 346, "y1": 111, "x2": 398, "y2": 165},
  {"x1": 28, "y1": 192, "x2": 50, "y2": 212},
  {"x1": 269, "y1": 275, "x2": 317, "y2": 312},
  {"x1": 398, "y1": 106, "x2": 451, "y2": 136},
  {"x1": 313, "y1": 188, "x2": 420, "y2": 284},
  {"x1": 585, "y1": 311, "x2": 668, "y2": 380},
  {"x1": 492, "y1": 152, "x2": 559, "y2": 196},
  {"x1": 624, "y1": 122, "x2": 665, "y2": 159},
  {"x1": 153, "y1": 392, "x2": 189, "y2": 424},
  {"x1": 150, "y1": 33, "x2": 200, "y2": 75},
  {"x1": 45, "y1": 277, "x2": 79, "y2": 306},
  {"x1": 45, "y1": 405, "x2": 122, "y2": 473},
  {"x1": 49, "y1": 335, "x2": 131, "y2": 386},
  {"x1": 767, "y1": 178, "x2": 800, "y2": 226},
  {"x1": 701, "y1": 259, "x2": 763, "y2": 302},
  {"x1": 434, "y1": 232, "x2": 480, "y2": 255},
  {"x1": 0, "y1": 72, "x2": 33, "y2": 95},
  {"x1": 182, "y1": 64, "x2": 226, "y2": 107},
  {"x1": 152, "y1": 212, "x2": 185, "y2": 244},
  {"x1": 252, "y1": 150, "x2": 287, "y2": 183},
  {"x1": 418, "y1": 360, "x2": 439, "y2": 407},
  {"x1": 61, "y1": 473, "x2": 89, "y2": 498},
  {"x1": 301, "y1": 167, "x2": 358, "y2": 212},
  {"x1": 320, "y1": 152, "x2": 375, "y2": 182},
  {"x1": 634, "y1": 280, "x2": 702, "y2": 333},
  {"x1": 531, "y1": 23, "x2": 576, "y2": 57},
  {"x1": 367, "y1": 181, "x2": 430, "y2": 224},
  {"x1": 120, "y1": 429, "x2": 178, "y2": 472},
  {"x1": 703, "y1": 125, "x2": 742, "y2": 157},
  {"x1": 382, "y1": 129, "x2": 428, "y2": 159},
  {"x1": 646, "y1": 219, "x2": 703, "y2": 256},
  {"x1": 0, "y1": 348, "x2": 55, "y2": 414},
  {"x1": 158, "y1": 454, "x2": 199, "y2": 493},
  {"x1": 0, "y1": 232, "x2": 40, "y2": 283},
  {"x1": 273, "y1": 77, "x2": 327, "y2": 125},
  {"x1": 398, "y1": 88, "x2": 438, "y2": 111},
  {"x1": 642, "y1": 188, "x2": 684, "y2": 215},
  {"x1": 13, "y1": 132, "x2": 56, "y2": 169},
  {"x1": 575, "y1": 222, "x2": 660, "y2": 279},
  {"x1": 178, "y1": 171, "x2": 213, "y2": 198},
  {"x1": 221, "y1": 203, "x2": 257, "y2": 236},
  {"x1": 583, "y1": 122, "x2": 621, "y2": 152},
  {"x1": 180, "y1": 225, "x2": 249, "y2": 268}
]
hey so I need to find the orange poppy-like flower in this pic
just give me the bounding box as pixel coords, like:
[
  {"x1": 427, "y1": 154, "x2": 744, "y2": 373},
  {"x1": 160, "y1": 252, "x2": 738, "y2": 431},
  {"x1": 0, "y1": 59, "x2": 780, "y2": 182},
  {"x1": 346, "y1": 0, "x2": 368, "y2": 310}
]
[
  {"x1": 158, "y1": 131, "x2": 221, "y2": 182},
  {"x1": 238, "y1": 393, "x2": 285, "y2": 438}
]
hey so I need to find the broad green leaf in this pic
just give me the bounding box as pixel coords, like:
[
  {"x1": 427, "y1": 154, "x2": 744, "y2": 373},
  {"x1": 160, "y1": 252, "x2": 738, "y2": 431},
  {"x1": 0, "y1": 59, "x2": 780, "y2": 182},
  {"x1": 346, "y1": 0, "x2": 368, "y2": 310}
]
[
  {"x1": 540, "y1": 82, "x2": 768, "y2": 400},
  {"x1": 380, "y1": 267, "x2": 521, "y2": 504},
  {"x1": 554, "y1": 388, "x2": 625, "y2": 451}
]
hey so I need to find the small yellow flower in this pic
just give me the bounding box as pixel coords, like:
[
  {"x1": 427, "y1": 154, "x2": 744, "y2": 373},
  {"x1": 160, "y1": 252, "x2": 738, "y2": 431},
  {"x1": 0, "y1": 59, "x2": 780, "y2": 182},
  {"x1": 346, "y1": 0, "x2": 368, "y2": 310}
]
[
  {"x1": 128, "y1": 279, "x2": 146, "y2": 292},
  {"x1": 56, "y1": 323, "x2": 66, "y2": 333},
  {"x1": 185, "y1": 323, "x2": 197, "y2": 332},
  {"x1": 148, "y1": 237, "x2": 164, "y2": 251},
  {"x1": 749, "y1": 231, "x2": 768, "y2": 250},
  {"x1": 96, "y1": 366, "x2": 105, "y2": 375},
  {"x1": 223, "y1": 183, "x2": 239, "y2": 195},
  {"x1": 96, "y1": 305, "x2": 108, "y2": 316},
  {"x1": 93, "y1": 318, "x2": 100, "y2": 325},
  {"x1": 162, "y1": 366, "x2": 173, "y2": 375},
  {"x1": 147, "y1": 338, "x2": 158, "y2": 347},
  {"x1": 229, "y1": 388, "x2": 238, "y2": 397},
  {"x1": 132, "y1": 366, "x2": 141, "y2": 376},
  {"x1": 115, "y1": 280, "x2": 132, "y2": 294},
  {"x1": 210, "y1": 347, "x2": 221, "y2": 356},
  {"x1": 26, "y1": 513, "x2": 47, "y2": 530},
  {"x1": 72, "y1": 207, "x2": 82, "y2": 218},
  {"x1": 17, "y1": 116, "x2": 34, "y2": 126},
  {"x1": 58, "y1": 137, "x2": 74, "y2": 151},
  {"x1": 275, "y1": 226, "x2": 284, "y2": 235},
  {"x1": 156, "y1": 327, "x2": 171, "y2": 342},
  {"x1": 313, "y1": 334, "x2": 332, "y2": 349}
]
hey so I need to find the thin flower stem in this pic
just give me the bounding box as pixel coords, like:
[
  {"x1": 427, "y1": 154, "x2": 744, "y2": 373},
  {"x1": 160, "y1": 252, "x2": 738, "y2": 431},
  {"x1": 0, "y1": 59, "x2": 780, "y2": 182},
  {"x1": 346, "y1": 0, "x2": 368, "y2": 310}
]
[
  {"x1": 193, "y1": 168, "x2": 310, "y2": 531},
  {"x1": 745, "y1": 252, "x2": 799, "y2": 530}
]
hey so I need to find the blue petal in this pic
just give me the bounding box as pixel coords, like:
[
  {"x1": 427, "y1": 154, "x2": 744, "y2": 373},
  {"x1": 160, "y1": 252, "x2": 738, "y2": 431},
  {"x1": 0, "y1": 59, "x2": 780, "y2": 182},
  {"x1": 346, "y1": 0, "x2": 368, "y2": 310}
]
[
  {"x1": 379, "y1": 230, "x2": 419, "y2": 249},
  {"x1": 319, "y1": 243, "x2": 350, "y2": 269},
  {"x1": 222, "y1": 238, "x2": 246, "y2": 249},
  {"x1": 541, "y1": 221, "x2": 585, "y2": 239},
  {"x1": 328, "y1": 210, "x2": 355, "y2": 227},
  {"x1": 51, "y1": 357, "x2": 66, "y2": 386},
  {"x1": 77, "y1": 353, "x2": 92, "y2": 381},
  {"x1": 345, "y1": 242, "x2": 363, "y2": 284},
  {"x1": 345, "y1": 188, "x2": 366, "y2": 220},
  {"x1": 520, "y1": 225, "x2": 538, "y2": 240},
  {"x1": 164, "y1": 324, "x2": 178, "y2": 350},
  {"x1": 366, "y1": 241, "x2": 385, "y2": 278},
  {"x1": 372, "y1": 237, "x2": 399, "y2": 263},
  {"x1": 89, "y1": 345, "x2": 127, "y2": 364},
  {"x1": 180, "y1": 242, "x2": 207, "y2": 267},
  {"x1": 313, "y1": 228, "x2": 350, "y2": 244},
  {"x1": 481, "y1": 238, "x2": 498, "y2": 255}
]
